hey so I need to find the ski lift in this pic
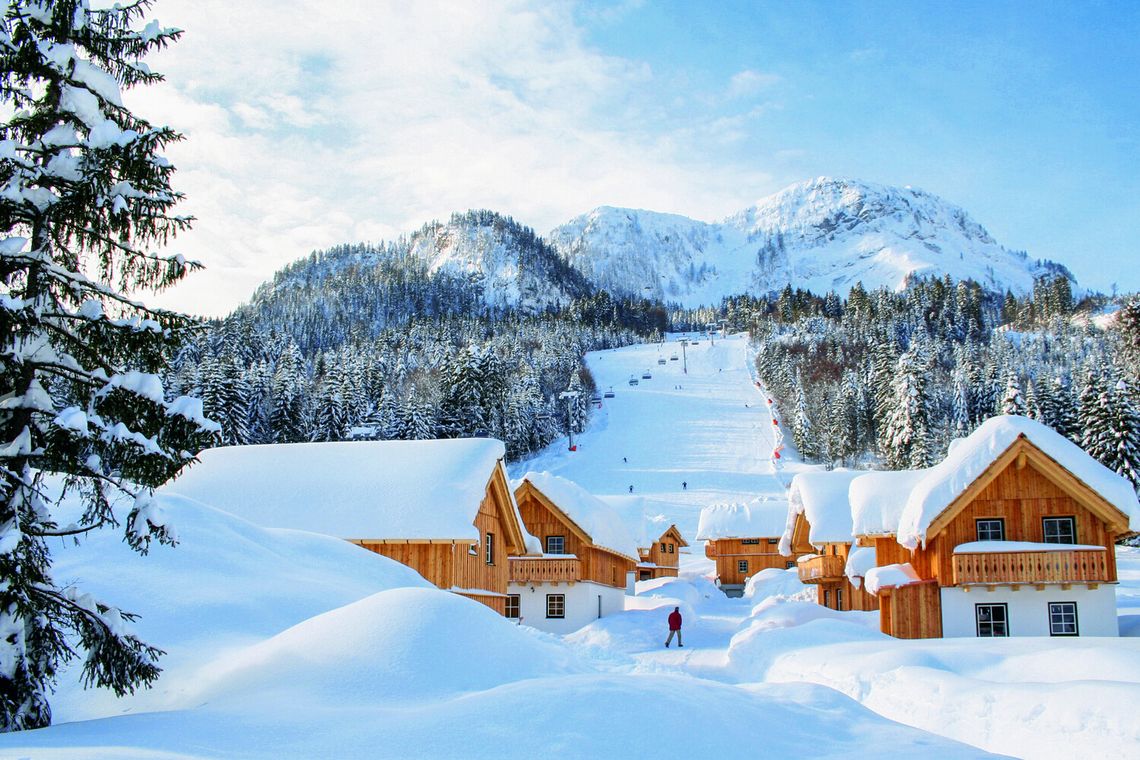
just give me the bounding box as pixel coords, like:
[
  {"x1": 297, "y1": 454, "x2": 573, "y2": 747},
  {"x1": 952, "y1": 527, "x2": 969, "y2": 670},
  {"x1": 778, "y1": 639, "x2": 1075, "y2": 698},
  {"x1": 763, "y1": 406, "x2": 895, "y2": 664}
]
[
  {"x1": 641, "y1": 370, "x2": 652, "y2": 379},
  {"x1": 657, "y1": 357, "x2": 666, "y2": 365},
  {"x1": 628, "y1": 376, "x2": 639, "y2": 386},
  {"x1": 670, "y1": 354, "x2": 679, "y2": 361},
  {"x1": 603, "y1": 387, "x2": 615, "y2": 398},
  {"x1": 590, "y1": 393, "x2": 603, "y2": 404}
]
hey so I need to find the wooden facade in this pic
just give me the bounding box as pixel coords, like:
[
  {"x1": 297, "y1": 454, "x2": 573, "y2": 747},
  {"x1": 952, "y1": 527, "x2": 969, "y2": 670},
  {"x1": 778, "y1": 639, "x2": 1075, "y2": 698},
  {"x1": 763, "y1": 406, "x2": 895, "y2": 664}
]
[
  {"x1": 788, "y1": 513, "x2": 879, "y2": 612},
  {"x1": 706, "y1": 537, "x2": 796, "y2": 587},
  {"x1": 639, "y1": 525, "x2": 688, "y2": 580},
  {"x1": 513, "y1": 480, "x2": 636, "y2": 589},
  {"x1": 353, "y1": 459, "x2": 529, "y2": 615},
  {"x1": 867, "y1": 434, "x2": 1133, "y2": 638}
]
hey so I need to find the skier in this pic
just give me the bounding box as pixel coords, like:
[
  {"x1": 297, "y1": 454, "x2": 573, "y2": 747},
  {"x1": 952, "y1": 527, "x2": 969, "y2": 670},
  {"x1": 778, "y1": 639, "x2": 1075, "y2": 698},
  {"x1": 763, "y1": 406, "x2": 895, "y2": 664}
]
[
  {"x1": 682, "y1": 481, "x2": 687, "y2": 490},
  {"x1": 623, "y1": 456, "x2": 627, "y2": 463},
  {"x1": 665, "y1": 606, "x2": 683, "y2": 647},
  {"x1": 628, "y1": 484, "x2": 634, "y2": 493}
]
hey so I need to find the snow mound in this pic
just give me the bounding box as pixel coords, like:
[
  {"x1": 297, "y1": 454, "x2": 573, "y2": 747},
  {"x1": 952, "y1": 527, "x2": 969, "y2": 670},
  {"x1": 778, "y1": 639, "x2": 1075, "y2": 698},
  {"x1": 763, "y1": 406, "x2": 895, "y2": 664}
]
[
  {"x1": 190, "y1": 587, "x2": 588, "y2": 706},
  {"x1": 743, "y1": 567, "x2": 814, "y2": 603}
]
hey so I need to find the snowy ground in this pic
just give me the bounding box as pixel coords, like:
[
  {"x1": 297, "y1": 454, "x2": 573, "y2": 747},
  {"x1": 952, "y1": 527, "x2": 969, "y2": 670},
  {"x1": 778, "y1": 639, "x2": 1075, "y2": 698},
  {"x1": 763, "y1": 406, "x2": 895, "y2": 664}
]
[{"x1": 3, "y1": 333, "x2": 1137, "y2": 758}]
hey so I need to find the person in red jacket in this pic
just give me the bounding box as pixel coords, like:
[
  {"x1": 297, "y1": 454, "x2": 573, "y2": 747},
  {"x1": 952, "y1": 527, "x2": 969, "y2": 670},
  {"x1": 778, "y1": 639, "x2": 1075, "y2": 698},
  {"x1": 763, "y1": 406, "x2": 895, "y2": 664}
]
[{"x1": 665, "y1": 606, "x2": 683, "y2": 648}]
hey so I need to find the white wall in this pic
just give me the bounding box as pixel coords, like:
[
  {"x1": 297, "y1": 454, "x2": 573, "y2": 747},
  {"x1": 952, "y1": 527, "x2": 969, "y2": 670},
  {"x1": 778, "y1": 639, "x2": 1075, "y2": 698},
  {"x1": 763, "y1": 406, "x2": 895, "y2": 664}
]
[
  {"x1": 940, "y1": 585, "x2": 1119, "y2": 637},
  {"x1": 507, "y1": 581, "x2": 627, "y2": 635}
]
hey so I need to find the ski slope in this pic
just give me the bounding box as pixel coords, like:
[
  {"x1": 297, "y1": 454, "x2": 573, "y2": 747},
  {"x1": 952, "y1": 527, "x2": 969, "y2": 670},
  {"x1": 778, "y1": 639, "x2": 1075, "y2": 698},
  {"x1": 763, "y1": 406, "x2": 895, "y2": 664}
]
[{"x1": 512, "y1": 332, "x2": 807, "y2": 553}]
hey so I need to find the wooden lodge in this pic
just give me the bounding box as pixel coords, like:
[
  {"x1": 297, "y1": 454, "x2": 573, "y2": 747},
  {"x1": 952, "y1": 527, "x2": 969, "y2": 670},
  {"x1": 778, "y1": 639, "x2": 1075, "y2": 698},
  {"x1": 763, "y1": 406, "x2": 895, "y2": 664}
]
[
  {"x1": 851, "y1": 416, "x2": 1139, "y2": 638},
  {"x1": 697, "y1": 498, "x2": 803, "y2": 596},
  {"x1": 509, "y1": 473, "x2": 641, "y2": 633},
  {"x1": 163, "y1": 438, "x2": 538, "y2": 615},
  {"x1": 781, "y1": 471, "x2": 878, "y2": 613}
]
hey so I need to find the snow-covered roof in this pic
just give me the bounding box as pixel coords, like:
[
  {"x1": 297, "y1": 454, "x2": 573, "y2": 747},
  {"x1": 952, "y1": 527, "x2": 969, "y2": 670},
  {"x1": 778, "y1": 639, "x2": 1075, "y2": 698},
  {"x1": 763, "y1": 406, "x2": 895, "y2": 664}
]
[
  {"x1": 844, "y1": 546, "x2": 877, "y2": 590},
  {"x1": 514, "y1": 472, "x2": 641, "y2": 562},
  {"x1": 897, "y1": 415, "x2": 1140, "y2": 549},
  {"x1": 784, "y1": 470, "x2": 864, "y2": 550},
  {"x1": 596, "y1": 494, "x2": 684, "y2": 549},
  {"x1": 696, "y1": 497, "x2": 788, "y2": 541},
  {"x1": 164, "y1": 439, "x2": 522, "y2": 543},
  {"x1": 850, "y1": 469, "x2": 928, "y2": 537},
  {"x1": 863, "y1": 563, "x2": 922, "y2": 595}
]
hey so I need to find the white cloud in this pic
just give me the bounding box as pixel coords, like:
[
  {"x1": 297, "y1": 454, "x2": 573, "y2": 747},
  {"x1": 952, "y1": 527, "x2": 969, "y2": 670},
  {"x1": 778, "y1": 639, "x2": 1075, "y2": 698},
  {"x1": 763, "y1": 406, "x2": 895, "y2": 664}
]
[
  {"x1": 727, "y1": 68, "x2": 781, "y2": 99},
  {"x1": 125, "y1": 1, "x2": 781, "y2": 316}
]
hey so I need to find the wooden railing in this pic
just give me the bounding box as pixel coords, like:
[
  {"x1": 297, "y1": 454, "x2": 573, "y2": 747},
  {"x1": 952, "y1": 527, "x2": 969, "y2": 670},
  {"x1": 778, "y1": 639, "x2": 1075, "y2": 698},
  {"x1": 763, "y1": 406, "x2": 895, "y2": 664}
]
[
  {"x1": 797, "y1": 554, "x2": 846, "y2": 584},
  {"x1": 952, "y1": 548, "x2": 1113, "y2": 585},
  {"x1": 509, "y1": 557, "x2": 581, "y2": 584}
]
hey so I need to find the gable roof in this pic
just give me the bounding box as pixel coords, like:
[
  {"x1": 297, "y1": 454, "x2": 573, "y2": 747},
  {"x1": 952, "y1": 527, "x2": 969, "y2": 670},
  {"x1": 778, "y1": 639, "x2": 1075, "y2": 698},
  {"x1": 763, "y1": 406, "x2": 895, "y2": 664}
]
[
  {"x1": 782, "y1": 469, "x2": 864, "y2": 552},
  {"x1": 163, "y1": 439, "x2": 535, "y2": 550},
  {"x1": 596, "y1": 494, "x2": 689, "y2": 549},
  {"x1": 696, "y1": 497, "x2": 788, "y2": 541},
  {"x1": 897, "y1": 415, "x2": 1140, "y2": 549},
  {"x1": 513, "y1": 472, "x2": 641, "y2": 562}
]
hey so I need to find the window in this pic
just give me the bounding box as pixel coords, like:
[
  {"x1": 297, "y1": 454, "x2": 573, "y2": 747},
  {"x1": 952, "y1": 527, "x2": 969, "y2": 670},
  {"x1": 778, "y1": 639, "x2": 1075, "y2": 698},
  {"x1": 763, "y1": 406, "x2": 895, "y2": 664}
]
[
  {"x1": 485, "y1": 532, "x2": 495, "y2": 565},
  {"x1": 741, "y1": 538, "x2": 759, "y2": 545},
  {"x1": 836, "y1": 588, "x2": 844, "y2": 611},
  {"x1": 737, "y1": 559, "x2": 749, "y2": 574},
  {"x1": 660, "y1": 542, "x2": 667, "y2": 552},
  {"x1": 1049, "y1": 602, "x2": 1079, "y2": 636},
  {"x1": 785, "y1": 561, "x2": 795, "y2": 569},
  {"x1": 1043, "y1": 517, "x2": 1077, "y2": 545},
  {"x1": 975, "y1": 519, "x2": 1005, "y2": 542},
  {"x1": 505, "y1": 594, "x2": 520, "y2": 619},
  {"x1": 823, "y1": 589, "x2": 831, "y2": 608},
  {"x1": 545, "y1": 535, "x2": 565, "y2": 554},
  {"x1": 976, "y1": 603, "x2": 1009, "y2": 637},
  {"x1": 767, "y1": 538, "x2": 778, "y2": 545},
  {"x1": 546, "y1": 594, "x2": 565, "y2": 619},
  {"x1": 667, "y1": 543, "x2": 675, "y2": 554}
]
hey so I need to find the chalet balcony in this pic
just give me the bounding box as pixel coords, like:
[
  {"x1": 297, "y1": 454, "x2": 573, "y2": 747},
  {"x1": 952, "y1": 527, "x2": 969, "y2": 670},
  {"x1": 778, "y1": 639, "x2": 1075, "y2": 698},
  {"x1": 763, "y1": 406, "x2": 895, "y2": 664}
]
[
  {"x1": 509, "y1": 556, "x2": 581, "y2": 584},
  {"x1": 952, "y1": 547, "x2": 1113, "y2": 586},
  {"x1": 797, "y1": 554, "x2": 846, "y2": 584}
]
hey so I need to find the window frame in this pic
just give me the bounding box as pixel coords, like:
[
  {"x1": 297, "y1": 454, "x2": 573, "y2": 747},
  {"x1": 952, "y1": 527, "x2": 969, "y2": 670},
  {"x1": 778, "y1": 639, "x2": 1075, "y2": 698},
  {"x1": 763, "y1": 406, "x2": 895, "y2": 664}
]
[
  {"x1": 741, "y1": 538, "x2": 760, "y2": 545},
  {"x1": 667, "y1": 543, "x2": 675, "y2": 554},
  {"x1": 767, "y1": 538, "x2": 778, "y2": 545},
  {"x1": 505, "y1": 594, "x2": 520, "y2": 619},
  {"x1": 836, "y1": 587, "x2": 844, "y2": 611},
  {"x1": 545, "y1": 535, "x2": 565, "y2": 555},
  {"x1": 1048, "y1": 601, "x2": 1079, "y2": 636},
  {"x1": 485, "y1": 532, "x2": 495, "y2": 565},
  {"x1": 975, "y1": 602, "x2": 1009, "y2": 637},
  {"x1": 785, "y1": 560, "x2": 795, "y2": 569},
  {"x1": 737, "y1": 559, "x2": 749, "y2": 574},
  {"x1": 975, "y1": 518, "x2": 1006, "y2": 542},
  {"x1": 1042, "y1": 516, "x2": 1077, "y2": 545},
  {"x1": 546, "y1": 593, "x2": 565, "y2": 619}
]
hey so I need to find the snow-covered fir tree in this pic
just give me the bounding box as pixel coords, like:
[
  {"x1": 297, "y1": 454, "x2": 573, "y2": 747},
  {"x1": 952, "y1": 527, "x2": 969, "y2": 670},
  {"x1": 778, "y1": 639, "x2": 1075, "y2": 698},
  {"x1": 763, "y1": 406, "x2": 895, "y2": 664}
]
[{"x1": 0, "y1": 1, "x2": 217, "y2": 730}]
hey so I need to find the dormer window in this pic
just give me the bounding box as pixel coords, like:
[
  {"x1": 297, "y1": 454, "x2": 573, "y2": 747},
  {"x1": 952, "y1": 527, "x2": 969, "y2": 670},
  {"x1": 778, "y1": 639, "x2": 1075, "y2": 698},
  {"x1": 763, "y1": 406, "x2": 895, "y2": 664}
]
[
  {"x1": 975, "y1": 518, "x2": 1005, "y2": 542},
  {"x1": 1042, "y1": 517, "x2": 1077, "y2": 544}
]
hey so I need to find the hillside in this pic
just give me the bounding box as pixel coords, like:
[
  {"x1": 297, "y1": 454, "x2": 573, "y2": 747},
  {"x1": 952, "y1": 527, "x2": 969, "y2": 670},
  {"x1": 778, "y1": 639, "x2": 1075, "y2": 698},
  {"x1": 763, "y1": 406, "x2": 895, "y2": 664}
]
[{"x1": 551, "y1": 177, "x2": 1071, "y2": 304}]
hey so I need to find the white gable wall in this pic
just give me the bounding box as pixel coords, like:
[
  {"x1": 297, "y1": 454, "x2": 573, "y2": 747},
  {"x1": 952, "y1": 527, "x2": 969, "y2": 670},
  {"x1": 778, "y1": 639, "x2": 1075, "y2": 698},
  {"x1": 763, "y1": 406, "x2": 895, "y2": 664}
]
[
  {"x1": 508, "y1": 580, "x2": 628, "y2": 635},
  {"x1": 940, "y1": 585, "x2": 1118, "y2": 638}
]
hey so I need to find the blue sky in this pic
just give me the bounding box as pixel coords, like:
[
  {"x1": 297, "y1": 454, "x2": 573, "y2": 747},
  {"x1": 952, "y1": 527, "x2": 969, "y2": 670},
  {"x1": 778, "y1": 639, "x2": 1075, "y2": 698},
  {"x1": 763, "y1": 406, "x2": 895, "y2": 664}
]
[{"x1": 137, "y1": 1, "x2": 1139, "y2": 315}]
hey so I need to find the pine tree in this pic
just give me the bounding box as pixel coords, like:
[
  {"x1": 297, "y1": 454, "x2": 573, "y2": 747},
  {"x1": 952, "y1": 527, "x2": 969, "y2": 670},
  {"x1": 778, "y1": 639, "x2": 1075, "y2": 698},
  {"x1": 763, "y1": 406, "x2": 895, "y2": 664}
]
[
  {"x1": 0, "y1": 2, "x2": 217, "y2": 730},
  {"x1": 880, "y1": 348, "x2": 933, "y2": 468},
  {"x1": 1000, "y1": 371, "x2": 1026, "y2": 415}
]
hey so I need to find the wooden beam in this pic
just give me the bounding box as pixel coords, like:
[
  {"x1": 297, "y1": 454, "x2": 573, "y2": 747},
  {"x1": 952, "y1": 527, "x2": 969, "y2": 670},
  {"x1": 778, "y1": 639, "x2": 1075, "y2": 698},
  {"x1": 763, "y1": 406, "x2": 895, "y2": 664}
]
[
  {"x1": 1035, "y1": 584, "x2": 1045, "y2": 591},
  {"x1": 1016, "y1": 451, "x2": 1027, "y2": 470},
  {"x1": 1010, "y1": 584, "x2": 1020, "y2": 592},
  {"x1": 1088, "y1": 583, "x2": 1099, "y2": 590},
  {"x1": 1061, "y1": 582, "x2": 1072, "y2": 591},
  {"x1": 986, "y1": 585, "x2": 996, "y2": 592}
]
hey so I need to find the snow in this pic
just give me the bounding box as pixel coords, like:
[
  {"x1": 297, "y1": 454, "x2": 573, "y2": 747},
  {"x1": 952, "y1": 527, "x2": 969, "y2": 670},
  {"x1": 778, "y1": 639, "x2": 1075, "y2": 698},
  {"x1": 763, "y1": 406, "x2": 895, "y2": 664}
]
[
  {"x1": 163, "y1": 438, "x2": 514, "y2": 542},
  {"x1": 696, "y1": 497, "x2": 789, "y2": 540},
  {"x1": 513, "y1": 471, "x2": 640, "y2": 561},
  {"x1": 898, "y1": 415, "x2": 1140, "y2": 549},
  {"x1": 596, "y1": 493, "x2": 679, "y2": 549},
  {"x1": 863, "y1": 563, "x2": 922, "y2": 595},
  {"x1": 844, "y1": 546, "x2": 877, "y2": 588},
  {"x1": 850, "y1": 468, "x2": 927, "y2": 536},
  {"x1": 953, "y1": 540, "x2": 1107, "y2": 554},
  {"x1": 784, "y1": 469, "x2": 862, "y2": 548}
]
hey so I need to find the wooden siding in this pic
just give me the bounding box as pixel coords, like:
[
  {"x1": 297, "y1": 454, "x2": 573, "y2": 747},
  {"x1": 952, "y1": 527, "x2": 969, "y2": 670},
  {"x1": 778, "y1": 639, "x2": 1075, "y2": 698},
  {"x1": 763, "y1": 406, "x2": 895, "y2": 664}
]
[
  {"x1": 456, "y1": 591, "x2": 506, "y2": 615},
  {"x1": 509, "y1": 557, "x2": 581, "y2": 584},
  {"x1": 707, "y1": 537, "x2": 798, "y2": 586},
  {"x1": 515, "y1": 485, "x2": 635, "y2": 589},
  {"x1": 647, "y1": 537, "x2": 681, "y2": 572},
  {"x1": 879, "y1": 580, "x2": 941, "y2": 638},
  {"x1": 952, "y1": 548, "x2": 1112, "y2": 585}
]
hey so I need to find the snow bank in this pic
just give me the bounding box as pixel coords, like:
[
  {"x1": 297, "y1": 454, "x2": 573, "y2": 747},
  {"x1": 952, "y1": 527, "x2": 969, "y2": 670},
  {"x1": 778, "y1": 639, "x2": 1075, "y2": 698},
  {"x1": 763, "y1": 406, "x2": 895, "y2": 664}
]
[
  {"x1": 863, "y1": 563, "x2": 921, "y2": 595},
  {"x1": 515, "y1": 471, "x2": 641, "y2": 561},
  {"x1": 165, "y1": 439, "x2": 511, "y2": 541},
  {"x1": 743, "y1": 567, "x2": 814, "y2": 603},
  {"x1": 783, "y1": 469, "x2": 863, "y2": 551},
  {"x1": 696, "y1": 496, "x2": 788, "y2": 540},
  {"x1": 187, "y1": 587, "x2": 587, "y2": 706},
  {"x1": 899, "y1": 415, "x2": 1140, "y2": 549}
]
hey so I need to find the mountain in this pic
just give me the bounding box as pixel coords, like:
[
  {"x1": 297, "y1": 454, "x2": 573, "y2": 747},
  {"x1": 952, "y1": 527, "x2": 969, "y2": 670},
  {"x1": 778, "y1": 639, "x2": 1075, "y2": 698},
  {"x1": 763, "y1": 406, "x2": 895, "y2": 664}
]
[{"x1": 549, "y1": 177, "x2": 1070, "y2": 305}]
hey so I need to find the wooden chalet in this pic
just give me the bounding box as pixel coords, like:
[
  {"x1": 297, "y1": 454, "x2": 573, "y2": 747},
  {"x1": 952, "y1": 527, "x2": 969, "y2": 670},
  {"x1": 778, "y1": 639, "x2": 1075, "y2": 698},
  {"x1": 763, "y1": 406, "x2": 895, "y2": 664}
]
[
  {"x1": 697, "y1": 498, "x2": 802, "y2": 596},
  {"x1": 781, "y1": 471, "x2": 878, "y2": 613},
  {"x1": 509, "y1": 473, "x2": 640, "y2": 633},
  {"x1": 597, "y1": 495, "x2": 689, "y2": 581},
  {"x1": 850, "y1": 416, "x2": 1140, "y2": 638},
  {"x1": 163, "y1": 439, "x2": 539, "y2": 615}
]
